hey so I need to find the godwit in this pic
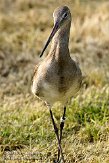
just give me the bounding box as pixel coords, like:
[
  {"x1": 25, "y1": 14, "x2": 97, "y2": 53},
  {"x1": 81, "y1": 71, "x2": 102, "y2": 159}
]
[{"x1": 32, "y1": 6, "x2": 82, "y2": 162}]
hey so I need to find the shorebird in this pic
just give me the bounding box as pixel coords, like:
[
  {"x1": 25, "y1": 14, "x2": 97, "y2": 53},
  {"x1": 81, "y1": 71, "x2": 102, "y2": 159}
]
[{"x1": 32, "y1": 6, "x2": 82, "y2": 162}]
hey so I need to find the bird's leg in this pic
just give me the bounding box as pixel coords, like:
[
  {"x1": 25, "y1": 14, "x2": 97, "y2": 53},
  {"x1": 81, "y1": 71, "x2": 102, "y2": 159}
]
[
  {"x1": 60, "y1": 106, "x2": 66, "y2": 144},
  {"x1": 57, "y1": 106, "x2": 66, "y2": 162},
  {"x1": 47, "y1": 104, "x2": 65, "y2": 163}
]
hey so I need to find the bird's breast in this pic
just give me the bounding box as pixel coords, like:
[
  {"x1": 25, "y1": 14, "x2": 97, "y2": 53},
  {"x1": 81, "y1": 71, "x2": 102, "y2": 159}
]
[{"x1": 32, "y1": 58, "x2": 82, "y2": 105}]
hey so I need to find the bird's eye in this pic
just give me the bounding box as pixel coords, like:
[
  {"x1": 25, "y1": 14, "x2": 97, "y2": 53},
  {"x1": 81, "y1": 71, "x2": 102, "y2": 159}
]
[{"x1": 64, "y1": 13, "x2": 68, "y2": 18}]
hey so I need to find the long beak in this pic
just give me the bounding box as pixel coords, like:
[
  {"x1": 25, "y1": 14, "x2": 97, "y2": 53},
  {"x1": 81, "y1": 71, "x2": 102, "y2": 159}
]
[{"x1": 40, "y1": 21, "x2": 59, "y2": 57}]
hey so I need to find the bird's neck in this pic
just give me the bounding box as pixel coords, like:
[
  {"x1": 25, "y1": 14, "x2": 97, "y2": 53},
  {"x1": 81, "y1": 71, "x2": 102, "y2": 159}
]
[{"x1": 49, "y1": 23, "x2": 71, "y2": 59}]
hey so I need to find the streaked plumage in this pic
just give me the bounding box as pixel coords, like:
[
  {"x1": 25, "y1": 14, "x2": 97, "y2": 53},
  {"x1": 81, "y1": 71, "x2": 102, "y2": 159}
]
[
  {"x1": 32, "y1": 6, "x2": 82, "y2": 105},
  {"x1": 32, "y1": 6, "x2": 82, "y2": 162}
]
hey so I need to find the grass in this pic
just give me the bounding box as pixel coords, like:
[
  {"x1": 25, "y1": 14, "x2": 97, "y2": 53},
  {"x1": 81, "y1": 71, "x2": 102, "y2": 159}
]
[
  {"x1": 0, "y1": 0, "x2": 109, "y2": 162},
  {"x1": 0, "y1": 87, "x2": 109, "y2": 162}
]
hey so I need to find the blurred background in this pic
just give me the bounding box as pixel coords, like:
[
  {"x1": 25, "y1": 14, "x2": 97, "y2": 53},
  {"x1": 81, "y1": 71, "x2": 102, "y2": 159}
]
[
  {"x1": 0, "y1": 0, "x2": 109, "y2": 97},
  {"x1": 0, "y1": 0, "x2": 109, "y2": 162}
]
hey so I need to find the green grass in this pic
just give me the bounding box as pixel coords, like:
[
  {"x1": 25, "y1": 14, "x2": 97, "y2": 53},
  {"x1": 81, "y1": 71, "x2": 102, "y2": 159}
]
[
  {"x1": 0, "y1": 0, "x2": 109, "y2": 162},
  {"x1": 0, "y1": 87, "x2": 109, "y2": 162}
]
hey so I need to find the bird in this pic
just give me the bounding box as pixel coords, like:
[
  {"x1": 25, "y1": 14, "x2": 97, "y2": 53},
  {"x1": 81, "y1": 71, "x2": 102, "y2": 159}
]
[{"x1": 32, "y1": 6, "x2": 82, "y2": 163}]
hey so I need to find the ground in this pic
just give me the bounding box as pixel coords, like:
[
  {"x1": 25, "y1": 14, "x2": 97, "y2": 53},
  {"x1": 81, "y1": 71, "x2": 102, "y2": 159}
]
[{"x1": 0, "y1": 0, "x2": 109, "y2": 162}]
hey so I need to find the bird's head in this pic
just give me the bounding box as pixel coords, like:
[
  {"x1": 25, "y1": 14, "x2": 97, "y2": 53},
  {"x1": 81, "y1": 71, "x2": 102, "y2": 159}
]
[{"x1": 40, "y1": 6, "x2": 71, "y2": 57}]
